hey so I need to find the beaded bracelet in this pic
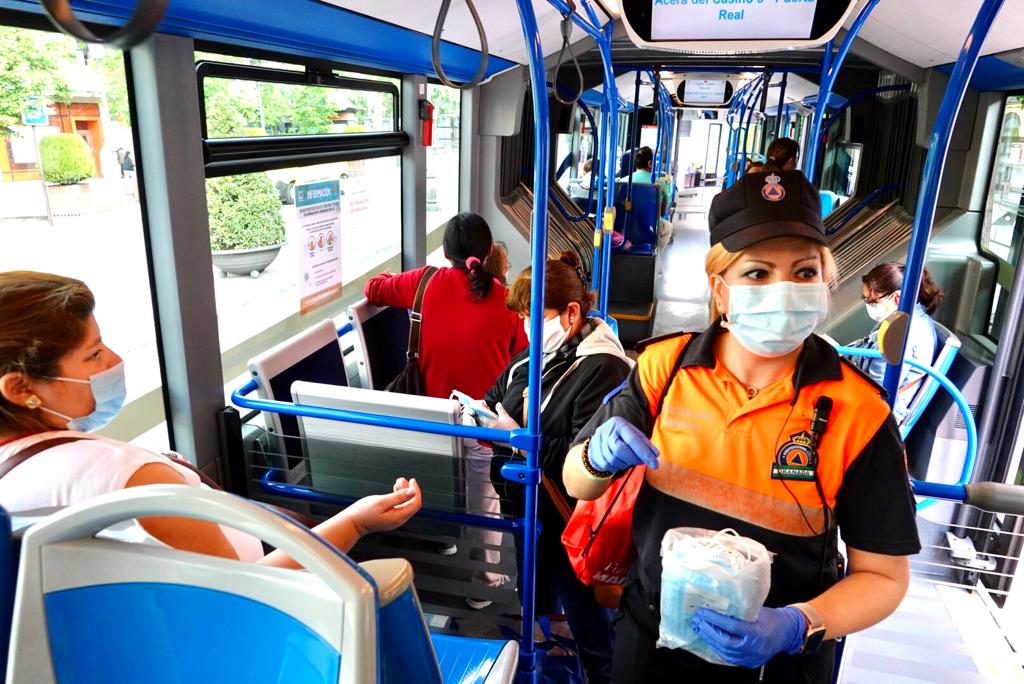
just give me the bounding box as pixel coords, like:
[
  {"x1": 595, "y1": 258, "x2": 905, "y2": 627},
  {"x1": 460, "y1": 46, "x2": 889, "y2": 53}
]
[{"x1": 580, "y1": 439, "x2": 614, "y2": 481}]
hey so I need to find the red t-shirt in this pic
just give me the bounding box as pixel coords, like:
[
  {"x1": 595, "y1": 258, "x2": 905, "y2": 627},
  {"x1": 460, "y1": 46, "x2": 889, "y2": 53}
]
[{"x1": 364, "y1": 266, "x2": 528, "y2": 399}]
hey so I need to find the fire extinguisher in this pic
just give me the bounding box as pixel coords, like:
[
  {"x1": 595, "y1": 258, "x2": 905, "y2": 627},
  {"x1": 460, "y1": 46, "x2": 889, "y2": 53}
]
[{"x1": 419, "y1": 99, "x2": 435, "y2": 147}]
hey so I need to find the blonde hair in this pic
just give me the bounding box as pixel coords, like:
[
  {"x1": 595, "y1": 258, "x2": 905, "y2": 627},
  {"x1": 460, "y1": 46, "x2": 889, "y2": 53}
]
[{"x1": 706, "y1": 241, "x2": 837, "y2": 320}]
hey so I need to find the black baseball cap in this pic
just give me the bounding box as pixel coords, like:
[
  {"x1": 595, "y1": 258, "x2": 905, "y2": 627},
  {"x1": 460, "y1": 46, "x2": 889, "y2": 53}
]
[{"x1": 708, "y1": 170, "x2": 826, "y2": 251}]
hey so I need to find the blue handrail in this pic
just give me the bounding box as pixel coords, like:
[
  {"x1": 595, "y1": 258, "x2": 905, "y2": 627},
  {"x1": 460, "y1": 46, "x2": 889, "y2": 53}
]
[
  {"x1": 882, "y1": 0, "x2": 1007, "y2": 404},
  {"x1": 835, "y1": 346, "x2": 977, "y2": 510},
  {"x1": 825, "y1": 183, "x2": 900, "y2": 235},
  {"x1": 232, "y1": 379, "x2": 523, "y2": 447},
  {"x1": 805, "y1": 0, "x2": 880, "y2": 182},
  {"x1": 259, "y1": 469, "x2": 525, "y2": 532}
]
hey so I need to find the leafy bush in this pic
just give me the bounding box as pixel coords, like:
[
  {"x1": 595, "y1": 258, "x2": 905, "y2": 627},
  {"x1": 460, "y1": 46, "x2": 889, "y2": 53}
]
[
  {"x1": 39, "y1": 133, "x2": 94, "y2": 185},
  {"x1": 207, "y1": 172, "x2": 286, "y2": 250}
]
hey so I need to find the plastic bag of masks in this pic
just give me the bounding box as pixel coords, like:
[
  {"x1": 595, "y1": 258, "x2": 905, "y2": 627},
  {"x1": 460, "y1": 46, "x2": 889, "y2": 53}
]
[{"x1": 658, "y1": 527, "x2": 772, "y2": 664}]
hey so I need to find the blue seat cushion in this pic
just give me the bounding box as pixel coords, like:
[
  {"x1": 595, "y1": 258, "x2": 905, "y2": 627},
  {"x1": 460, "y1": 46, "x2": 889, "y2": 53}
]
[{"x1": 431, "y1": 633, "x2": 511, "y2": 684}]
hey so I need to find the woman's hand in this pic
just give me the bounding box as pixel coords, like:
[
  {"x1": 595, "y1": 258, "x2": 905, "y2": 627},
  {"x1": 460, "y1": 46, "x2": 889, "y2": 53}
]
[
  {"x1": 478, "y1": 402, "x2": 520, "y2": 432},
  {"x1": 692, "y1": 606, "x2": 806, "y2": 668},
  {"x1": 346, "y1": 477, "x2": 422, "y2": 536},
  {"x1": 588, "y1": 417, "x2": 660, "y2": 472}
]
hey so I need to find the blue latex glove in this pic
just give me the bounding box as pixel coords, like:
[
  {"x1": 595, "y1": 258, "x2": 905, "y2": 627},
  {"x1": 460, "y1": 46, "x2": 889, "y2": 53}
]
[
  {"x1": 588, "y1": 417, "x2": 660, "y2": 472},
  {"x1": 692, "y1": 606, "x2": 806, "y2": 668}
]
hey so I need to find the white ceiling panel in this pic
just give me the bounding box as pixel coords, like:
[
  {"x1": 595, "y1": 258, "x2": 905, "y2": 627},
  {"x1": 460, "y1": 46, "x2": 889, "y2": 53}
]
[
  {"x1": 848, "y1": 0, "x2": 1024, "y2": 68},
  {"x1": 325, "y1": 1, "x2": 610, "y2": 65}
]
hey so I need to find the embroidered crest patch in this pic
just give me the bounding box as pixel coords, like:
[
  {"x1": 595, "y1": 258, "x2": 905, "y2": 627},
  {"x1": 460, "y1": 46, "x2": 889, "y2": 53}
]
[
  {"x1": 762, "y1": 173, "x2": 786, "y2": 202},
  {"x1": 771, "y1": 430, "x2": 816, "y2": 481}
]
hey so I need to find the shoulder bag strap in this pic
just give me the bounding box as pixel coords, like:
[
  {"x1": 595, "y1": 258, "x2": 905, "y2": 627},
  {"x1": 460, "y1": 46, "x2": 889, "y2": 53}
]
[
  {"x1": 407, "y1": 266, "x2": 438, "y2": 361},
  {"x1": 520, "y1": 385, "x2": 575, "y2": 523},
  {"x1": 0, "y1": 436, "x2": 87, "y2": 481}
]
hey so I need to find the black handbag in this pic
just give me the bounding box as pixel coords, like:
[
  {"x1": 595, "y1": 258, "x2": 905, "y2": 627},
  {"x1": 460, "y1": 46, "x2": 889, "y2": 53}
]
[{"x1": 385, "y1": 266, "x2": 438, "y2": 395}]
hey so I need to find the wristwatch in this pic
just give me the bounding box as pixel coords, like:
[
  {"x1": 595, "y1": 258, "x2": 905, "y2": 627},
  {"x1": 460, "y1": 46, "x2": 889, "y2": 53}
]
[{"x1": 790, "y1": 602, "x2": 827, "y2": 654}]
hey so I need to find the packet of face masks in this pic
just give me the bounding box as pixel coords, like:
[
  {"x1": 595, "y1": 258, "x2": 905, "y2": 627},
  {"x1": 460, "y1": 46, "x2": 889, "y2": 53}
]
[{"x1": 657, "y1": 527, "x2": 772, "y2": 664}]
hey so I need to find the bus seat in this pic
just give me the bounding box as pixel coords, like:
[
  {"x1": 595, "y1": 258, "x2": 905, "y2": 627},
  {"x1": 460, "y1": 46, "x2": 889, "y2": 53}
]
[
  {"x1": 819, "y1": 191, "x2": 838, "y2": 217},
  {"x1": 347, "y1": 299, "x2": 411, "y2": 390},
  {"x1": 0, "y1": 506, "x2": 13, "y2": 678},
  {"x1": 7, "y1": 486, "x2": 516, "y2": 684},
  {"x1": 290, "y1": 381, "x2": 466, "y2": 515},
  {"x1": 247, "y1": 319, "x2": 348, "y2": 464},
  {"x1": 363, "y1": 558, "x2": 518, "y2": 684},
  {"x1": 900, "y1": 323, "x2": 961, "y2": 440},
  {"x1": 613, "y1": 182, "x2": 659, "y2": 253}
]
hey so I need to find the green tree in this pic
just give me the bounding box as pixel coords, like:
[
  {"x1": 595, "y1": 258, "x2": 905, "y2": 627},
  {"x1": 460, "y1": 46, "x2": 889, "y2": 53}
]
[
  {"x1": 0, "y1": 27, "x2": 73, "y2": 136},
  {"x1": 93, "y1": 49, "x2": 130, "y2": 125}
]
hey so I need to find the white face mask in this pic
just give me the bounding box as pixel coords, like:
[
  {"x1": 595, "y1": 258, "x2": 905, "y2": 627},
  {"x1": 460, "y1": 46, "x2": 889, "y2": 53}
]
[
  {"x1": 524, "y1": 314, "x2": 570, "y2": 354},
  {"x1": 720, "y1": 280, "x2": 829, "y2": 358},
  {"x1": 865, "y1": 291, "x2": 898, "y2": 323}
]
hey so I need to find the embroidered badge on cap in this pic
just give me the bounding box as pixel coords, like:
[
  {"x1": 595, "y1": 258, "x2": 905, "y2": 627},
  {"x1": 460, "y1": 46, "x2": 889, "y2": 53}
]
[
  {"x1": 771, "y1": 430, "x2": 816, "y2": 481},
  {"x1": 762, "y1": 173, "x2": 786, "y2": 202}
]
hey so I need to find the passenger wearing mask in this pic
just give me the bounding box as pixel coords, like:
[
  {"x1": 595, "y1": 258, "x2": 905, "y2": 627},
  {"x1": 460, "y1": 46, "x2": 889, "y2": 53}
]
[
  {"x1": 365, "y1": 212, "x2": 528, "y2": 399},
  {"x1": 563, "y1": 171, "x2": 920, "y2": 683},
  {"x1": 763, "y1": 137, "x2": 800, "y2": 173},
  {"x1": 0, "y1": 272, "x2": 422, "y2": 567},
  {"x1": 848, "y1": 262, "x2": 942, "y2": 421},
  {"x1": 475, "y1": 252, "x2": 632, "y2": 683}
]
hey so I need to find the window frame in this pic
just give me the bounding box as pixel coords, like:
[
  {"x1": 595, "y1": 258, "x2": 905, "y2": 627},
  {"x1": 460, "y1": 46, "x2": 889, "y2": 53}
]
[
  {"x1": 978, "y1": 92, "x2": 1024, "y2": 341},
  {"x1": 196, "y1": 60, "x2": 407, "y2": 178}
]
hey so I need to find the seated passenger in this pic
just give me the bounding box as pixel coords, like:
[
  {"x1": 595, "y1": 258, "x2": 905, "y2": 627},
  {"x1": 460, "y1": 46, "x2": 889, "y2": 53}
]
[
  {"x1": 630, "y1": 146, "x2": 655, "y2": 184},
  {"x1": 0, "y1": 272, "x2": 422, "y2": 568},
  {"x1": 744, "y1": 154, "x2": 766, "y2": 175},
  {"x1": 764, "y1": 137, "x2": 800, "y2": 173},
  {"x1": 477, "y1": 252, "x2": 633, "y2": 684},
  {"x1": 569, "y1": 158, "x2": 594, "y2": 210},
  {"x1": 365, "y1": 212, "x2": 528, "y2": 399},
  {"x1": 484, "y1": 240, "x2": 511, "y2": 286},
  {"x1": 848, "y1": 262, "x2": 942, "y2": 421}
]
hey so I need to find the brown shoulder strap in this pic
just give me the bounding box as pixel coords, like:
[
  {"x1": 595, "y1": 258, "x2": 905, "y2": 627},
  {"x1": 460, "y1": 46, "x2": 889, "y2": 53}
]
[
  {"x1": 0, "y1": 436, "x2": 87, "y2": 481},
  {"x1": 407, "y1": 266, "x2": 438, "y2": 361},
  {"x1": 162, "y1": 453, "x2": 223, "y2": 491}
]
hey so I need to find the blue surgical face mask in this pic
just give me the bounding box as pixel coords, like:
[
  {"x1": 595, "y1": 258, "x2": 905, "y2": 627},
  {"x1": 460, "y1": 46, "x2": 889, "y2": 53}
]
[
  {"x1": 720, "y1": 280, "x2": 829, "y2": 358},
  {"x1": 41, "y1": 362, "x2": 127, "y2": 432}
]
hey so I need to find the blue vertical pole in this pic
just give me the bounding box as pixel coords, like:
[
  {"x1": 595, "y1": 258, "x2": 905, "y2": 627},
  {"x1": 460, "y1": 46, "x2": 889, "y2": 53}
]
[
  {"x1": 514, "y1": 0, "x2": 548, "y2": 678},
  {"x1": 805, "y1": 0, "x2": 879, "y2": 183},
  {"x1": 774, "y1": 72, "x2": 788, "y2": 142},
  {"x1": 592, "y1": 98, "x2": 609, "y2": 292},
  {"x1": 739, "y1": 75, "x2": 764, "y2": 175},
  {"x1": 881, "y1": 0, "x2": 1006, "y2": 402}
]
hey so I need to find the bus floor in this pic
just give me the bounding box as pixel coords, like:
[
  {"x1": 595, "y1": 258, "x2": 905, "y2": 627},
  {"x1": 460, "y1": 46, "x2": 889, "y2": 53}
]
[
  {"x1": 837, "y1": 572, "x2": 1024, "y2": 683},
  {"x1": 652, "y1": 215, "x2": 712, "y2": 338}
]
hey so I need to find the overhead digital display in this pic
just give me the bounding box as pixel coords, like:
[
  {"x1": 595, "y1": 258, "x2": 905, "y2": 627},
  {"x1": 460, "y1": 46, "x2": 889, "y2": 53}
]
[
  {"x1": 682, "y1": 79, "x2": 728, "y2": 105},
  {"x1": 651, "y1": 0, "x2": 819, "y2": 41}
]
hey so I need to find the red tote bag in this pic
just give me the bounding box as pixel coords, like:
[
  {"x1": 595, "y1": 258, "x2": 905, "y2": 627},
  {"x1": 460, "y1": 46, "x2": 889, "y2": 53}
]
[{"x1": 561, "y1": 465, "x2": 644, "y2": 586}]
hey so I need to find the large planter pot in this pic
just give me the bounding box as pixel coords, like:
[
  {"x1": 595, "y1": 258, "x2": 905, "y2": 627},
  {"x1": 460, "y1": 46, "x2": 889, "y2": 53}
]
[
  {"x1": 211, "y1": 243, "x2": 285, "y2": 278},
  {"x1": 46, "y1": 182, "x2": 93, "y2": 218}
]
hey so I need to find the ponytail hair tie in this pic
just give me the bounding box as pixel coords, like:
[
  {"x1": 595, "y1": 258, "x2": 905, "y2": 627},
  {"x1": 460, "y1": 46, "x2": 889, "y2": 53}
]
[{"x1": 465, "y1": 256, "x2": 482, "y2": 270}]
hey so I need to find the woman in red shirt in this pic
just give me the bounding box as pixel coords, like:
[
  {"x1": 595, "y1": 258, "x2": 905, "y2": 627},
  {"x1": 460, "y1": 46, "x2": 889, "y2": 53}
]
[{"x1": 364, "y1": 212, "x2": 528, "y2": 399}]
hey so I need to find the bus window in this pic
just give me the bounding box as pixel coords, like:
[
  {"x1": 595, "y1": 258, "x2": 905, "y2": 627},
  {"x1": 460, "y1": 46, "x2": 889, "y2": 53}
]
[
  {"x1": 0, "y1": 24, "x2": 168, "y2": 450},
  {"x1": 425, "y1": 83, "x2": 460, "y2": 265},
  {"x1": 194, "y1": 52, "x2": 403, "y2": 390},
  {"x1": 981, "y1": 94, "x2": 1024, "y2": 340}
]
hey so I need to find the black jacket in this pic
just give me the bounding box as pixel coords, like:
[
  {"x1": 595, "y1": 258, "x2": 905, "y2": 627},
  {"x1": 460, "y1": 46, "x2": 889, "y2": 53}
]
[{"x1": 485, "y1": 319, "x2": 631, "y2": 611}]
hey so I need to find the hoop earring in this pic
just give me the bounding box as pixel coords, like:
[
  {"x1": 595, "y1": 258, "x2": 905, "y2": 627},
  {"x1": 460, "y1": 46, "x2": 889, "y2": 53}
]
[{"x1": 25, "y1": 395, "x2": 41, "y2": 409}]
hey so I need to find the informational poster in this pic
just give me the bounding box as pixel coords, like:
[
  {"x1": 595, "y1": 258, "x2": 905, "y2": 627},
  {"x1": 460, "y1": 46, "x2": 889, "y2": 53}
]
[
  {"x1": 295, "y1": 180, "x2": 343, "y2": 314},
  {"x1": 651, "y1": 0, "x2": 818, "y2": 41}
]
